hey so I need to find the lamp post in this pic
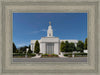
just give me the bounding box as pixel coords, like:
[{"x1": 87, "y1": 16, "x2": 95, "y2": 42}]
[
  {"x1": 72, "y1": 51, "x2": 75, "y2": 58},
  {"x1": 25, "y1": 48, "x2": 29, "y2": 58}
]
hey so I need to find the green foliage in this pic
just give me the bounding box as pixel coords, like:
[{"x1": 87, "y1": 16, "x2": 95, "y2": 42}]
[
  {"x1": 68, "y1": 43, "x2": 76, "y2": 52},
  {"x1": 60, "y1": 41, "x2": 66, "y2": 52},
  {"x1": 28, "y1": 45, "x2": 33, "y2": 54},
  {"x1": 34, "y1": 40, "x2": 40, "y2": 53},
  {"x1": 65, "y1": 41, "x2": 69, "y2": 52},
  {"x1": 76, "y1": 41, "x2": 84, "y2": 52},
  {"x1": 74, "y1": 53, "x2": 87, "y2": 57},
  {"x1": 19, "y1": 46, "x2": 28, "y2": 53},
  {"x1": 18, "y1": 45, "x2": 33, "y2": 54},
  {"x1": 64, "y1": 53, "x2": 87, "y2": 57},
  {"x1": 42, "y1": 54, "x2": 48, "y2": 56},
  {"x1": 13, "y1": 53, "x2": 25, "y2": 57},
  {"x1": 84, "y1": 38, "x2": 87, "y2": 49},
  {"x1": 64, "y1": 53, "x2": 72, "y2": 57},
  {"x1": 13, "y1": 53, "x2": 36, "y2": 57},
  {"x1": 13, "y1": 42, "x2": 18, "y2": 53},
  {"x1": 51, "y1": 54, "x2": 58, "y2": 57},
  {"x1": 60, "y1": 41, "x2": 76, "y2": 52},
  {"x1": 27, "y1": 53, "x2": 36, "y2": 57}
]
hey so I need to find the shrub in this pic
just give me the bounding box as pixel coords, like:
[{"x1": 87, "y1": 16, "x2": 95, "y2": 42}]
[
  {"x1": 42, "y1": 54, "x2": 48, "y2": 56},
  {"x1": 74, "y1": 53, "x2": 87, "y2": 57},
  {"x1": 60, "y1": 41, "x2": 66, "y2": 52},
  {"x1": 64, "y1": 53, "x2": 87, "y2": 57},
  {"x1": 13, "y1": 53, "x2": 36, "y2": 57},
  {"x1": 41, "y1": 54, "x2": 58, "y2": 57},
  {"x1": 77, "y1": 41, "x2": 84, "y2": 52},
  {"x1": 64, "y1": 53, "x2": 72, "y2": 57},
  {"x1": 27, "y1": 53, "x2": 36, "y2": 57},
  {"x1": 13, "y1": 53, "x2": 25, "y2": 56},
  {"x1": 51, "y1": 54, "x2": 58, "y2": 57}
]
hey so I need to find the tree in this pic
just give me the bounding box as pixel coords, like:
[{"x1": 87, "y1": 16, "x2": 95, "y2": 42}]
[
  {"x1": 34, "y1": 40, "x2": 40, "y2": 54},
  {"x1": 84, "y1": 38, "x2": 87, "y2": 49},
  {"x1": 19, "y1": 46, "x2": 28, "y2": 53},
  {"x1": 28, "y1": 45, "x2": 33, "y2": 54},
  {"x1": 60, "y1": 41, "x2": 66, "y2": 52},
  {"x1": 68, "y1": 43, "x2": 76, "y2": 52},
  {"x1": 76, "y1": 40, "x2": 84, "y2": 52},
  {"x1": 65, "y1": 41, "x2": 69, "y2": 52},
  {"x1": 13, "y1": 42, "x2": 17, "y2": 53}
]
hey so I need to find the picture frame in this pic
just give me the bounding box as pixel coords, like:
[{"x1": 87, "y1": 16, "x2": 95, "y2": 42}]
[{"x1": 0, "y1": 0, "x2": 99, "y2": 75}]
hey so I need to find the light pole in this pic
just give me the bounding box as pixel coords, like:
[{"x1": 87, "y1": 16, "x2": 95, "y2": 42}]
[
  {"x1": 72, "y1": 51, "x2": 75, "y2": 58},
  {"x1": 25, "y1": 48, "x2": 29, "y2": 58}
]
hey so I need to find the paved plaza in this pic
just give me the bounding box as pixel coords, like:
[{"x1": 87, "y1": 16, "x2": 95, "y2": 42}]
[{"x1": 13, "y1": 57, "x2": 87, "y2": 62}]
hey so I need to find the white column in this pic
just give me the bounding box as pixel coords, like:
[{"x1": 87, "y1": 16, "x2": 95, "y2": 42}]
[
  {"x1": 31, "y1": 44, "x2": 33, "y2": 51},
  {"x1": 40, "y1": 43, "x2": 46, "y2": 54},
  {"x1": 54, "y1": 43, "x2": 59, "y2": 55},
  {"x1": 31, "y1": 43, "x2": 34, "y2": 53}
]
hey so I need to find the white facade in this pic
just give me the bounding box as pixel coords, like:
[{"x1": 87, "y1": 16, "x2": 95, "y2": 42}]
[{"x1": 31, "y1": 22, "x2": 78, "y2": 55}]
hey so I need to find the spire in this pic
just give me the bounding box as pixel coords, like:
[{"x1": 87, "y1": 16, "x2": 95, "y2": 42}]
[{"x1": 47, "y1": 21, "x2": 53, "y2": 37}]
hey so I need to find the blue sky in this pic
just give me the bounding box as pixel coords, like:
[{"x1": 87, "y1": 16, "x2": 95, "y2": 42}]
[{"x1": 13, "y1": 13, "x2": 87, "y2": 48}]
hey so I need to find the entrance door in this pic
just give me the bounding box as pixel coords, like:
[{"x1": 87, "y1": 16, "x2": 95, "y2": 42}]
[{"x1": 46, "y1": 43, "x2": 54, "y2": 54}]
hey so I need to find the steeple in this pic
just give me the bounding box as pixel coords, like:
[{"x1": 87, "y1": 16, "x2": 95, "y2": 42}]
[{"x1": 47, "y1": 21, "x2": 53, "y2": 37}]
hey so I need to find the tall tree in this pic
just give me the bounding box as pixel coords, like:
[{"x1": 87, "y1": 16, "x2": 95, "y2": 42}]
[
  {"x1": 60, "y1": 41, "x2": 66, "y2": 52},
  {"x1": 34, "y1": 40, "x2": 40, "y2": 54},
  {"x1": 65, "y1": 41, "x2": 69, "y2": 52},
  {"x1": 77, "y1": 40, "x2": 84, "y2": 52},
  {"x1": 68, "y1": 42, "x2": 76, "y2": 52},
  {"x1": 19, "y1": 46, "x2": 28, "y2": 53},
  {"x1": 28, "y1": 45, "x2": 33, "y2": 54},
  {"x1": 84, "y1": 38, "x2": 87, "y2": 49},
  {"x1": 13, "y1": 42, "x2": 17, "y2": 53}
]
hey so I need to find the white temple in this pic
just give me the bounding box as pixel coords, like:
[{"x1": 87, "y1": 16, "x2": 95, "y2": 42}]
[{"x1": 30, "y1": 22, "x2": 78, "y2": 55}]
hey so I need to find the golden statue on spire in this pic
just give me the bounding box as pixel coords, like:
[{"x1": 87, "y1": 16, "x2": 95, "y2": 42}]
[{"x1": 49, "y1": 21, "x2": 51, "y2": 26}]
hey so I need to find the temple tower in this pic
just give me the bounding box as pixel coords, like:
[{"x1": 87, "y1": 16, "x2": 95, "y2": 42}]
[{"x1": 47, "y1": 21, "x2": 53, "y2": 37}]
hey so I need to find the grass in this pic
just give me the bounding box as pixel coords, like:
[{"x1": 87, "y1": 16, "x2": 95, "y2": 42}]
[
  {"x1": 64, "y1": 53, "x2": 87, "y2": 57},
  {"x1": 13, "y1": 53, "x2": 36, "y2": 58}
]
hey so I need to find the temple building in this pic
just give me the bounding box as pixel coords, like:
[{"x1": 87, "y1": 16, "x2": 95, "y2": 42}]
[{"x1": 30, "y1": 22, "x2": 78, "y2": 55}]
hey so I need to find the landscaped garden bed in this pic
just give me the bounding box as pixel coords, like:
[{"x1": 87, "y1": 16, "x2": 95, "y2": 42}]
[
  {"x1": 64, "y1": 53, "x2": 87, "y2": 57},
  {"x1": 41, "y1": 54, "x2": 59, "y2": 58},
  {"x1": 13, "y1": 53, "x2": 36, "y2": 58}
]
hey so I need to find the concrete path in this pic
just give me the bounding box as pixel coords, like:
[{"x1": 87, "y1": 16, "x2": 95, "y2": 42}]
[
  {"x1": 31, "y1": 55, "x2": 41, "y2": 58},
  {"x1": 58, "y1": 55, "x2": 68, "y2": 58}
]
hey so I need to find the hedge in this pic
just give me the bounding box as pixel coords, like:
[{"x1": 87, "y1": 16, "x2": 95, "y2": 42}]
[
  {"x1": 74, "y1": 53, "x2": 87, "y2": 57},
  {"x1": 27, "y1": 53, "x2": 36, "y2": 57},
  {"x1": 13, "y1": 53, "x2": 36, "y2": 57},
  {"x1": 64, "y1": 53, "x2": 72, "y2": 57},
  {"x1": 64, "y1": 53, "x2": 87, "y2": 57}
]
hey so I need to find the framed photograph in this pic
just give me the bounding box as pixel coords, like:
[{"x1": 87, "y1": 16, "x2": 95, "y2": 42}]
[
  {"x1": 0, "y1": 0, "x2": 99, "y2": 75},
  {"x1": 13, "y1": 13, "x2": 88, "y2": 63}
]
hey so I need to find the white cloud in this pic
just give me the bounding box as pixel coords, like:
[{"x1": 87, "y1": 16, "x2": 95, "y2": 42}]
[
  {"x1": 17, "y1": 42, "x2": 29, "y2": 47},
  {"x1": 41, "y1": 29, "x2": 47, "y2": 32},
  {"x1": 17, "y1": 44, "x2": 26, "y2": 47},
  {"x1": 31, "y1": 29, "x2": 47, "y2": 34}
]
